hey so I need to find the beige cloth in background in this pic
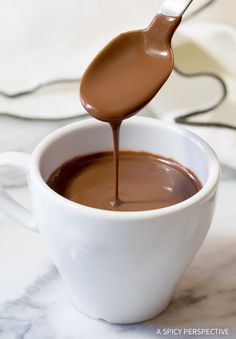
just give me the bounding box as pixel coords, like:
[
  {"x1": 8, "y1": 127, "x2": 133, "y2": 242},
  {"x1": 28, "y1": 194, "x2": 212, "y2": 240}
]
[
  {"x1": 152, "y1": 0, "x2": 236, "y2": 168},
  {"x1": 0, "y1": 0, "x2": 165, "y2": 119},
  {"x1": 0, "y1": 0, "x2": 236, "y2": 167},
  {"x1": 0, "y1": 0, "x2": 217, "y2": 118}
]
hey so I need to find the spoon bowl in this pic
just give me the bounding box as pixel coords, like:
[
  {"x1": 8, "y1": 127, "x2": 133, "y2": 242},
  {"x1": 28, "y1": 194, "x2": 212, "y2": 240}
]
[
  {"x1": 80, "y1": 0, "x2": 193, "y2": 123},
  {"x1": 81, "y1": 33, "x2": 168, "y2": 121},
  {"x1": 80, "y1": 14, "x2": 182, "y2": 123}
]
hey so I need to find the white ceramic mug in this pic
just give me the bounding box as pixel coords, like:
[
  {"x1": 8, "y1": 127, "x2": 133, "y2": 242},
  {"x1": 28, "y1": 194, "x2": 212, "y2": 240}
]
[{"x1": 0, "y1": 117, "x2": 220, "y2": 324}]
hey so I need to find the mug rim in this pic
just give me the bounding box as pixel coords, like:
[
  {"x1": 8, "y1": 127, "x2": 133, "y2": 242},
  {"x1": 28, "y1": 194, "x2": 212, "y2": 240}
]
[{"x1": 30, "y1": 116, "x2": 220, "y2": 220}]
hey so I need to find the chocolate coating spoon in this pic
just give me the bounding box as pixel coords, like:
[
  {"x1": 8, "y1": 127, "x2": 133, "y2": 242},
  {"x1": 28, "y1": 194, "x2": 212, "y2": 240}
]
[{"x1": 80, "y1": 0, "x2": 193, "y2": 123}]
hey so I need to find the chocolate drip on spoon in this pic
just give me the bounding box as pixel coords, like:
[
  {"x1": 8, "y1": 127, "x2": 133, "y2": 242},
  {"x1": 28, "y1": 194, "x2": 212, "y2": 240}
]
[{"x1": 80, "y1": 0, "x2": 193, "y2": 207}]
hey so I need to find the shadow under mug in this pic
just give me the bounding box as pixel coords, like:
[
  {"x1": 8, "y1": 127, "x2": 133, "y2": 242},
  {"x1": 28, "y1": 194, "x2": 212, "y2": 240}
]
[{"x1": 0, "y1": 117, "x2": 220, "y2": 324}]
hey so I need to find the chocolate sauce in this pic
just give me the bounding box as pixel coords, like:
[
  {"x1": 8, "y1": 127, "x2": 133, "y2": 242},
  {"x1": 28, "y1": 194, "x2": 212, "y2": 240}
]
[
  {"x1": 80, "y1": 14, "x2": 181, "y2": 122},
  {"x1": 110, "y1": 121, "x2": 121, "y2": 207},
  {"x1": 80, "y1": 14, "x2": 182, "y2": 206},
  {"x1": 47, "y1": 151, "x2": 202, "y2": 212}
]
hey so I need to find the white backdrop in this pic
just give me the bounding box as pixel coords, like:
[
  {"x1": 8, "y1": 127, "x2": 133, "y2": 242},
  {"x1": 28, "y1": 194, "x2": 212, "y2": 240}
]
[{"x1": 0, "y1": 0, "x2": 236, "y2": 167}]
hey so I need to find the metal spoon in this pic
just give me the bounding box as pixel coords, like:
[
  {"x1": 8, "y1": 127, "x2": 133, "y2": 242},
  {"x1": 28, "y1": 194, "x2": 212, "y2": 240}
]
[{"x1": 80, "y1": 0, "x2": 193, "y2": 122}]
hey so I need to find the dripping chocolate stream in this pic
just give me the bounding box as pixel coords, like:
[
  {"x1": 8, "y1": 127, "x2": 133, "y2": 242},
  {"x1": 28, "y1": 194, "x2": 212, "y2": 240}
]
[
  {"x1": 80, "y1": 14, "x2": 182, "y2": 208},
  {"x1": 110, "y1": 121, "x2": 121, "y2": 206}
]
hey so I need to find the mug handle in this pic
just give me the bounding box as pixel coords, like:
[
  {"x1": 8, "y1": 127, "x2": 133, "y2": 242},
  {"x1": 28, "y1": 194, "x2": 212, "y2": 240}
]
[{"x1": 0, "y1": 152, "x2": 38, "y2": 232}]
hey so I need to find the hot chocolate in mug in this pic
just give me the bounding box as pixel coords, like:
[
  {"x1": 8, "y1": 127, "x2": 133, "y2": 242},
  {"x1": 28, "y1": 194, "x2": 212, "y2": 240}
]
[{"x1": 0, "y1": 117, "x2": 220, "y2": 324}]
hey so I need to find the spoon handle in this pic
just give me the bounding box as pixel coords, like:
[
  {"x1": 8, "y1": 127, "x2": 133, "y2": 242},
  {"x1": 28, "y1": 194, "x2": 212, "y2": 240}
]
[{"x1": 159, "y1": 0, "x2": 193, "y2": 17}]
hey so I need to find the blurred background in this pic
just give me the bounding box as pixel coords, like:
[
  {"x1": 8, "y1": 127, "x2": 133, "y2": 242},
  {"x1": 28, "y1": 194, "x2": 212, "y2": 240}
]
[
  {"x1": 0, "y1": 0, "x2": 236, "y2": 165},
  {"x1": 0, "y1": 1, "x2": 236, "y2": 338}
]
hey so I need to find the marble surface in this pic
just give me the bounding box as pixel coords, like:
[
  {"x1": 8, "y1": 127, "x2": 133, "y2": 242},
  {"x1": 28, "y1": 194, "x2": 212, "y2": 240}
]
[{"x1": 0, "y1": 113, "x2": 236, "y2": 339}]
